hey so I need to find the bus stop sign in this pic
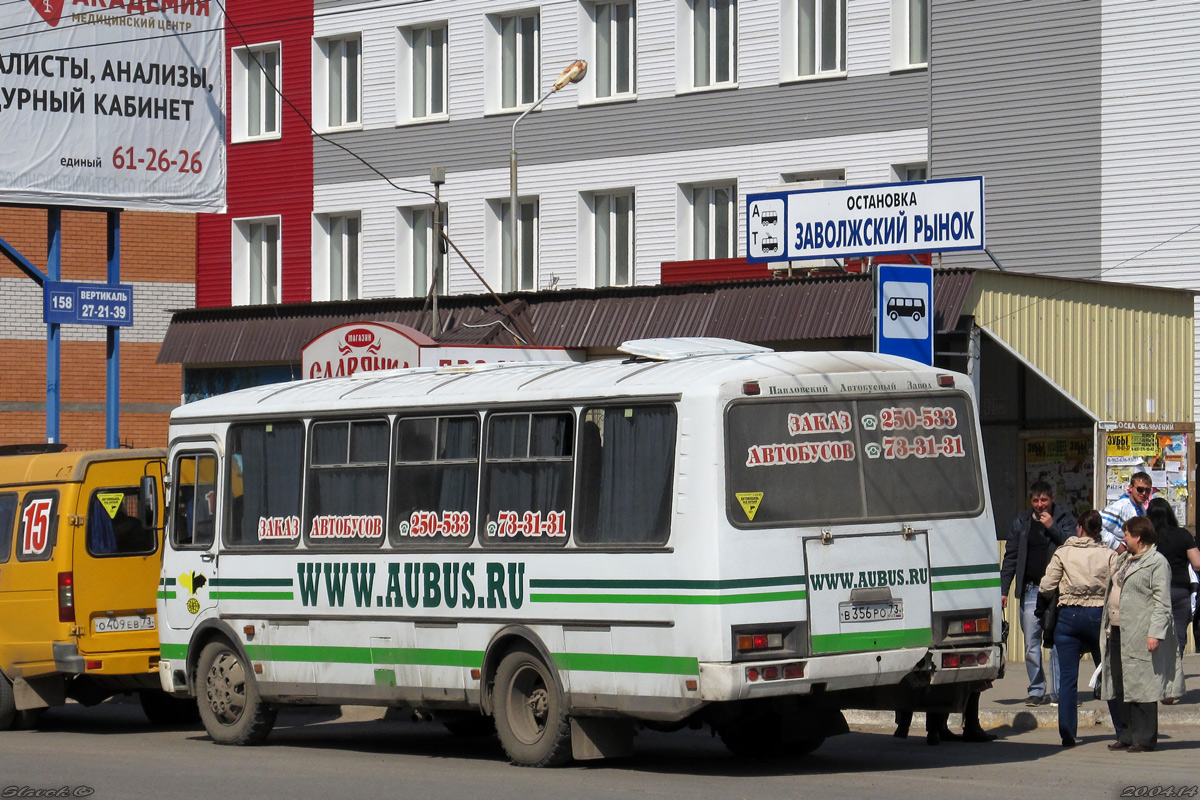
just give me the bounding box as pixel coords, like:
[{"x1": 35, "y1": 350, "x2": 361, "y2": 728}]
[{"x1": 875, "y1": 264, "x2": 933, "y2": 365}]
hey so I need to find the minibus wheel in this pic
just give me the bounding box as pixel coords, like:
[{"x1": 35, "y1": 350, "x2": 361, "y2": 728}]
[
  {"x1": 196, "y1": 640, "x2": 277, "y2": 745},
  {"x1": 492, "y1": 646, "x2": 571, "y2": 767}
]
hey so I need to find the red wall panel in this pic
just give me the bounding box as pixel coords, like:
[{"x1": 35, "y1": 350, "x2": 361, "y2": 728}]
[{"x1": 196, "y1": 0, "x2": 313, "y2": 307}]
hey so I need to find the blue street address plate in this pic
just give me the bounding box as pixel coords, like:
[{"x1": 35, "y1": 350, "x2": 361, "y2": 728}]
[{"x1": 44, "y1": 281, "x2": 133, "y2": 327}]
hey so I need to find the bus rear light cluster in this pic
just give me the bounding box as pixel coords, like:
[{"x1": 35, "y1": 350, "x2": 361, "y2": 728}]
[
  {"x1": 941, "y1": 652, "x2": 989, "y2": 669},
  {"x1": 947, "y1": 616, "x2": 990, "y2": 636},
  {"x1": 57, "y1": 572, "x2": 74, "y2": 623},
  {"x1": 736, "y1": 633, "x2": 783, "y2": 653},
  {"x1": 745, "y1": 662, "x2": 804, "y2": 682}
]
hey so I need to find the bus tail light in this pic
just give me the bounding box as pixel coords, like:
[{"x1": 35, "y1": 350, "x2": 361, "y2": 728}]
[
  {"x1": 941, "y1": 652, "x2": 990, "y2": 669},
  {"x1": 736, "y1": 632, "x2": 783, "y2": 653},
  {"x1": 937, "y1": 374, "x2": 955, "y2": 387},
  {"x1": 57, "y1": 572, "x2": 74, "y2": 623},
  {"x1": 85, "y1": 660, "x2": 102, "y2": 671},
  {"x1": 743, "y1": 381, "x2": 761, "y2": 396},
  {"x1": 745, "y1": 662, "x2": 805, "y2": 682},
  {"x1": 946, "y1": 616, "x2": 990, "y2": 636}
]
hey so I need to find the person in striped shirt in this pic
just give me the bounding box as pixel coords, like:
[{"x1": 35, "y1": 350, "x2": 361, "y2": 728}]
[{"x1": 1100, "y1": 472, "x2": 1153, "y2": 552}]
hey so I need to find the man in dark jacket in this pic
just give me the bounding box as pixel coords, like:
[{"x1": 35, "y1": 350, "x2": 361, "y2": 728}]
[{"x1": 1000, "y1": 480, "x2": 1076, "y2": 706}]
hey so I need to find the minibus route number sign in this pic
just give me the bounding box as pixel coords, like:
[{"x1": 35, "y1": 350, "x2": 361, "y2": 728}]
[{"x1": 43, "y1": 280, "x2": 134, "y2": 327}]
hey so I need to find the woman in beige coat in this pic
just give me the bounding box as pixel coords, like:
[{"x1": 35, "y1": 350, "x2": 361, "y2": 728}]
[
  {"x1": 1039, "y1": 509, "x2": 1117, "y2": 747},
  {"x1": 1100, "y1": 516, "x2": 1184, "y2": 752}
]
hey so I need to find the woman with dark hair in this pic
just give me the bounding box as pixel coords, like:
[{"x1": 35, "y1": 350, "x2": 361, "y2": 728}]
[
  {"x1": 1145, "y1": 497, "x2": 1200, "y2": 659},
  {"x1": 1100, "y1": 516, "x2": 1183, "y2": 753},
  {"x1": 1039, "y1": 509, "x2": 1117, "y2": 747}
]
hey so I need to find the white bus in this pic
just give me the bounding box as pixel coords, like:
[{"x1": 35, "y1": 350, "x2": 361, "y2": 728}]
[{"x1": 156, "y1": 338, "x2": 1001, "y2": 766}]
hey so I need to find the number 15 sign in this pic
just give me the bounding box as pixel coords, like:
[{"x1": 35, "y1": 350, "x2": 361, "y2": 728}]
[{"x1": 43, "y1": 281, "x2": 134, "y2": 327}]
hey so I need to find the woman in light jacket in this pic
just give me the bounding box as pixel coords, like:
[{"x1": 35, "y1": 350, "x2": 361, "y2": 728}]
[
  {"x1": 1040, "y1": 509, "x2": 1117, "y2": 747},
  {"x1": 1100, "y1": 516, "x2": 1184, "y2": 753}
]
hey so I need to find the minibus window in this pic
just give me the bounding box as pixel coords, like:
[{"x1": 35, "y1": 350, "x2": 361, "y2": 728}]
[
  {"x1": 482, "y1": 411, "x2": 573, "y2": 544},
  {"x1": 0, "y1": 492, "x2": 16, "y2": 563},
  {"x1": 576, "y1": 405, "x2": 676, "y2": 546},
  {"x1": 172, "y1": 454, "x2": 217, "y2": 549},
  {"x1": 86, "y1": 489, "x2": 156, "y2": 557},
  {"x1": 392, "y1": 415, "x2": 479, "y2": 544},
  {"x1": 306, "y1": 419, "x2": 388, "y2": 546},
  {"x1": 228, "y1": 422, "x2": 304, "y2": 547}
]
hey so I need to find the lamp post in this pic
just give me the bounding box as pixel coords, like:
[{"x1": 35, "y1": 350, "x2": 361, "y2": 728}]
[{"x1": 508, "y1": 59, "x2": 587, "y2": 293}]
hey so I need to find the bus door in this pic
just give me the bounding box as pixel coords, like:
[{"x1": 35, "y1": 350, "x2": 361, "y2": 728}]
[
  {"x1": 164, "y1": 451, "x2": 220, "y2": 630},
  {"x1": 803, "y1": 531, "x2": 932, "y2": 656},
  {"x1": 72, "y1": 460, "x2": 161, "y2": 660},
  {"x1": 0, "y1": 488, "x2": 63, "y2": 672}
]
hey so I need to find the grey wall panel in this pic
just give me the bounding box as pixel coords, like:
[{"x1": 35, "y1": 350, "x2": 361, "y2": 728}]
[
  {"x1": 314, "y1": 71, "x2": 930, "y2": 183},
  {"x1": 931, "y1": 0, "x2": 1101, "y2": 278}
]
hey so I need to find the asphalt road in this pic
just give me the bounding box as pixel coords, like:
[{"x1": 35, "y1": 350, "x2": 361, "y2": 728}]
[{"x1": 1, "y1": 701, "x2": 1196, "y2": 800}]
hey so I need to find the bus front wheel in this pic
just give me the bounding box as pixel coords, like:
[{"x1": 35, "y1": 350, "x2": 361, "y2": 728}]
[
  {"x1": 492, "y1": 646, "x2": 571, "y2": 767},
  {"x1": 196, "y1": 640, "x2": 277, "y2": 745}
]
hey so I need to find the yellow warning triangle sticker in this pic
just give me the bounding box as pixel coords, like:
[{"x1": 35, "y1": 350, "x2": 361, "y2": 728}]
[
  {"x1": 736, "y1": 492, "x2": 764, "y2": 522},
  {"x1": 96, "y1": 493, "x2": 124, "y2": 519}
]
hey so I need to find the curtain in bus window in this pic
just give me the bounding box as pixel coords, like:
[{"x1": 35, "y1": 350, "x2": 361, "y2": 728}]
[
  {"x1": 231, "y1": 422, "x2": 304, "y2": 546},
  {"x1": 577, "y1": 406, "x2": 676, "y2": 545},
  {"x1": 89, "y1": 496, "x2": 117, "y2": 555},
  {"x1": 392, "y1": 416, "x2": 478, "y2": 544},
  {"x1": 307, "y1": 420, "x2": 387, "y2": 545},
  {"x1": 0, "y1": 493, "x2": 16, "y2": 562},
  {"x1": 484, "y1": 412, "x2": 572, "y2": 542}
]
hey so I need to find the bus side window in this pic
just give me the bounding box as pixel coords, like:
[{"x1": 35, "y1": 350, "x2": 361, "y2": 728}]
[
  {"x1": 0, "y1": 492, "x2": 17, "y2": 563},
  {"x1": 172, "y1": 454, "x2": 217, "y2": 549}
]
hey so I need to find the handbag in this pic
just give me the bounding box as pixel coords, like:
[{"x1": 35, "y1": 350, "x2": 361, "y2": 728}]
[{"x1": 1035, "y1": 588, "x2": 1060, "y2": 640}]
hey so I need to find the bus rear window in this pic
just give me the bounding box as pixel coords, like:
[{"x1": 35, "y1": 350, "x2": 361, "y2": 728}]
[
  {"x1": 725, "y1": 395, "x2": 983, "y2": 526},
  {"x1": 87, "y1": 489, "x2": 156, "y2": 557}
]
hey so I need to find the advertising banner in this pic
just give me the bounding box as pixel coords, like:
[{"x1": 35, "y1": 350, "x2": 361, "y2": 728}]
[
  {"x1": 0, "y1": 0, "x2": 225, "y2": 212},
  {"x1": 746, "y1": 177, "x2": 985, "y2": 263}
]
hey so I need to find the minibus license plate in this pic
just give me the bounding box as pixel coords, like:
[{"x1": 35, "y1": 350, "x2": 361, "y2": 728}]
[
  {"x1": 838, "y1": 601, "x2": 904, "y2": 623},
  {"x1": 93, "y1": 615, "x2": 156, "y2": 633}
]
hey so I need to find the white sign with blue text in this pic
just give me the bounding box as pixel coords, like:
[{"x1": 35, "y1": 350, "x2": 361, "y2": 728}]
[
  {"x1": 746, "y1": 177, "x2": 984, "y2": 263},
  {"x1": 876, "y1": 264, "x2": 933, "y2": 365}
]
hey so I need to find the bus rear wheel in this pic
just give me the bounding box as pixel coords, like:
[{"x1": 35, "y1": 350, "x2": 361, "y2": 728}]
[
  {"x1": 492, "y1": 646, "x2": 571, "y2": 767},
  {"x1": 196, "y1": 640, "x2": 277, "y2": 745}
]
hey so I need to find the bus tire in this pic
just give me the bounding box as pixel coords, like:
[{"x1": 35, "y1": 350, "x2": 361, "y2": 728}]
[
  {"x1": 492, "y1": 646, "x2": 571, "y2": 767},
  {"x1": 140, "y1": 689, "x2": 201, "y2": 726},
  {"x1": 196, "y1": 640, "x2": 277, "y2": 745},
  {"x1": 0, "y1": 672, "x2": 16, "y2": 730}
]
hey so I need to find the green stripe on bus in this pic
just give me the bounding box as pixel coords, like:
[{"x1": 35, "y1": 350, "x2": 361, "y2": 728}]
[
  {"x1": 530, "y1": 576, "x2": 806, "y2": 590},
  {"x1": 243, "y1": 644, "x2": 485, "y2": 669},
  {"x1": 810, "y1": 627, "x2": 932, "y2": 654},
  {"x1": 929, "y1": 564, "x2": 999, "y2": 577},
  {"x1": 209, "y1": 578, "x2": 294, "y2": 587},
  {"x1": 209, "y1": 591, "x2": 295, "y2": 600},
  {"x1": 530, "y1": 590, "x2": 806, "y2": 605},
  {"x1": 160, "y1": 643, "x2": 188, "y2": 660},
  {"x1": 552, "y1": 652, "x2": 700, "y2": 676},
  {"x1": 931, "y1": 578, "x2": 1001, "y2": 591},
  {"x1": 156, "y1": 591, "x2": 177, "y2": 599},
  {"x1": 160, "y1": 577, "x2": 176, "y2": 586}
]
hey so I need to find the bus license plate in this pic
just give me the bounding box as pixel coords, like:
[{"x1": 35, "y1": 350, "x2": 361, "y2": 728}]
[
  {"x1": 839, "y1": 600, "x2": 904, "y2": 623},
  {"x1": 93, "y1": 615, "x2": 156, "y2": 633}
]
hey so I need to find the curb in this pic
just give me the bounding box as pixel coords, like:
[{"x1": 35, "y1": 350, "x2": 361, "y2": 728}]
[{"x1": 844, "y1": 706, "x2": 1200, "y2": 731}]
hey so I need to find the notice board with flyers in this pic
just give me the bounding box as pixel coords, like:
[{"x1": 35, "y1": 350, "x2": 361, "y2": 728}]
[
  {"x1": 1022, "y1": 432, "x2": 1095, "y2": 520},
  {"x1": 1100, "y1": 423, "x2": 1193, "y2": 526}
]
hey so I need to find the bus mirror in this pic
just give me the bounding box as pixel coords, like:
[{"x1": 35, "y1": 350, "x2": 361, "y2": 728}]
[{"x1": 139, "y1": 476, "x2": 158, "y2": 529}]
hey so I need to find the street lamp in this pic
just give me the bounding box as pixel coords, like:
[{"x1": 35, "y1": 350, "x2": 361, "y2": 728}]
[{"x1": 508, "y1": 59, "x2": 587, "y2": 293}]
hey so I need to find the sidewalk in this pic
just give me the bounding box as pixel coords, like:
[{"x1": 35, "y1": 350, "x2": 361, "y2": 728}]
[{"x1": 844, "y1": 652, "x2": 1200, "y2": 731}]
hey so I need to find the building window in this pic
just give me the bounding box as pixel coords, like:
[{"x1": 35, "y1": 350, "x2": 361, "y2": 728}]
[
  {"x1": 894, "y1": 163, "x2": 927, "y2": 182},
  {"x1": 317, "y1": 213, "x2": 360, "y2": 301},
  {"x1": 232, "y1": 43, "x2": 281, "y2": 141},
  {"x1": 794, "y1": 0, "x2": 844, "y2": 78},
  {"x1": 692, "y1": 0, "x2": 736, "y2": 88},
  {"x1": 592, "y1": 192, "x2": 634, "y2": 287},
  {"x1": 498, "y1": 198, "x2": 539, "y2": 291},
  {"x1": 402, "y1": 23, "x2": 447, "y2": 121},
  {"x1": 689, "y1": 184, "x2": 735, "y2": 259},
  {"x1": 233, "y1": 217, "x2": 281, "y2": 305},
  {"x1": 404, "y1": 205, "x2": 449, "y2": 297},
  {"x1": 500, "y1": 11, "x2": 540, "y2": 110},
  {"x1": 782, "y1": 168, "x2": 845, "y2": 183},
  {"x1": 592, "y1": 2, "x2": 635, "y2": 99},
  {"x1": 893, "y1": 0, "x2": 927, "y2": 68},
  {"x1": 318, "y1": 35, "x2": 360, "y2": 130}
]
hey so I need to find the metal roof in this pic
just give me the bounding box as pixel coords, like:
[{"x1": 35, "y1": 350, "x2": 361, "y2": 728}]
[{"x1": 158, "y1": 270, "x2": 977, "y2": 365}]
